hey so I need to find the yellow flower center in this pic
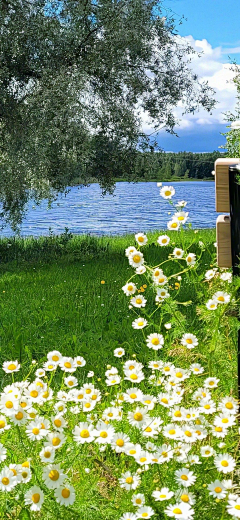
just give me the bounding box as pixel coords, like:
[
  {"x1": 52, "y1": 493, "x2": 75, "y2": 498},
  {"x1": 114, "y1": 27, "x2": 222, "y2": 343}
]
[
  {"x1": 144, "y1": 400, "x2": 151, "y2": 404},
  {"x1": 85, "y1": 389, "x2": 91, "y2": 394},
  {"x1": 134, "y1": 412, "x2": 143, "y2": 421},
  {"x1": 138, "y1": 321, "x2": 144, "y2": 326},
  {"x1": 136, "y1": 498, "x2": 142, "y2": 504},
  {"x1": 205, "y1": 450, "x2": 211, "y2": 455},
  {"x1": 64, "y1": 362, "x2": 71, "y2": 368},
  {"x1": 222, "y1": 418, "x2": 228, "y2": 424},
  {"x1": 181, "y1": 475, "x2": 188, "y2": 481},
  {"x1": 225, "y1": 402, "x2": 233, "y2": 410},
  {"x1": 32, "y1": 493, "x2": 40, "y2": 503},
  {"x1": 2, "y1": 477, "x2": 9, "y2": 486},
  {"x1": 215, "y1": 427, "x2": 222, "y2": 432},
  {"x1": 100, "y1": 431, "x2": 108, "y2": 438},
  {"x1": 204, "y1": 404, "x2": 210, "y2": 410},
  {"x1": 181, "y1": 494, "x2": 189, "y2": 502},
  {"x1": 173, "y1": 508, "x2": 182, "y2": 515},
  {"x1": 130, "y1": 393, "x2": 137, "y2": 399},
  {"x1": 22, "y1": 461, "x2": 29, "y2": 468},
  {"x1": 168, "y1": 429, "x2": 176, "y2": 435},
  {"x1": 142, "y1": 514, "x2": 148, "y2": 518},
  {"x1": 160, "y1": 494, "x2": 166, "y2": 498},
  {"x1": 185, "y1": 430, "x2": 192, "y2": 437},
  {"x1": 136, "y1": 298, "x2": 142, "y2": 304},
  {"x1": 174, "y1": 411, "x2": 182, "y2": 417},
  {"x1": 130, "y1": 374, "x2": 138, "y2": 380},
  {"x1": 52, "y1": 437, "x2": 61, "y2": 446},
  {"x1": 162, "y1": 238, "x2": 167, "y2": 243},
  {"x1": 0, "y1": 420, "x2": 5, "y2": 428},
  {"x1": 235, "y1": 505, "x2": 240, "y2": 510},
  {"x1": 221, "y1": 460, "x2": 228, "y2": 467},
  {"x1": 165, "y1": 190, "x2": 171, "y2": 196},
  {"x1": 133, "y1": 255, "x2": 141, "y2": 263},
  {"x1": 175, "y1": 372, "x2": 183, "y2": 378},
  {"x1": 10, "y1": 468, "x2": 17, "y2": 476},
  {"x1": 30, "y1": 390, "x2": 38, "y2": 398},
  {"x1": 151, "y1": 338, "x2": 160, "y2": 345},
  {"x1": 218, "y1": 296, "x2": 225, "y2": 302},
  {"x1": 44, "y1": 451, "x2": 51, "y2": 458},
  {"x1": 49, "y1": 470, "x2": 60, "y2": 481},
  {"x1": 116, "y1": 439, "x2": 124, "y2": 447},
  {"x1": 161, "y1": 398, "x2": 168, "y2": 404},
  {"x1": 48, "y1": 365, "x2": 54, "y2": 369},
  {"x1": 215, "y1": 487, "x2": 222, "y2": 493},
  {"x1": 61, "y1": 488, "x2": 70, "y2": 499},
  {"x1": 140, "y1": 457, "x2": 147, "y2": 462},
  {"x1": 22, "y1": 471, "x2": 28, "y2": 478},
  {"x1": 68, "y1": 381, "x2": 74, "y2": 386},
  {"x1": 171, "y1": 222, "x2": 178, "y2": 228},
  {"x1": 5, "y1": 401, "x2": 13, "y2": 409},
  {"x1": 32, "y1": 428, "x2": 40, "y2": 435},
  {"x1": 128, "y1": 285, "x2": 133, "y2": 291},
  {"x1": 186, "y1": 338, "x2": 193, "y2": 344},
  {"x1": 52, "y1": 355, "x2": 59, "y2": 361},
  {"x1": 15, "y1": 412, "x2": 23, "y2": 420},
  {"x1": 126, "y1": 477, "x2": 133, "y2": 484},
  {"x1": 54, "y1": 419, "x2": 62, "y2": 428},
  {"x1": 108, "y1": 413, "x2": 113, "y2": 417},
  {"x1": 80, "y1": 429, "x2": 90, "y2": 438},
  {"x1": 129, "y1": 449, "x2": 136, "y2": 455},
  {"x1": 145, "y1": 427, "x2": 152, "y2": 432},
  {"x1": 8, "y1": 363, "x2": 16, "y2": 371}
]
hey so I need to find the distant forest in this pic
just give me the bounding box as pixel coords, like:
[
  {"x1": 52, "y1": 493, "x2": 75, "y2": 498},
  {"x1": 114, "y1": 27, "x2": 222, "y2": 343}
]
[{"x1": 118, "y1": 151, "x2": 226, "y2": 182}]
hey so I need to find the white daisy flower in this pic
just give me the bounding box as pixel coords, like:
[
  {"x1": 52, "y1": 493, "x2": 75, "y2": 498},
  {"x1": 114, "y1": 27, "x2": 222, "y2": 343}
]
[
  {"x1": 10, "y1": 408, "x2": 28, "y2": 425},
  {"x1": 72, "y1": 422, "x2": 96, "y2": 443},
  {"x1": 164, "y1": 502, "x2": 194, "y2": 519},
  {"x1": 186, "y1": 253, "x2": 196, "y2": 266},
  {"x1": 220, "y1": 272, "x2": 232, "y2": 282},
  {"x1": 111, "y1": 433, "x2": 130, "y2": 453},
  {"x1": 102, "y1": 406, "x2": 121, "y2": 421},
  {"x1": 200, "y1": 446, "x2": 215, "y2": 458},
  {"x1": 212, "y1": 425, "x2": 228, "y2": 438},
  {"x1": 125, "y1": 370, "x2": 145, "y2": 384},
  {"x1": 167, "y1": 220, "x2": 180, "y2": 231},
  {"x1": 0, "y1": 443, "x2": 7, "y2": 463},
  {"x1": 136, "y1": 265, "x2": 146, "y2": 274},
  {"x1": 94, "y1": 421, "x2": 115, "y2": 444},
  {"x1": 54, "y1": 401, "x2": 67, "y2": 414},
  {"x1": 227, "y1": 497, "x2": 240, "y2": 518},
  {"x1": 42, "y1": 464, "x2": 67, "y2": 489},
  {"x1": 173, "y1": 248, "x2": 184, "y2": 259},
  {"x1": 136, "y1": 506, "x2": 155, "y2": 518},
  {"x1": 173, "y1": 211, "x2": 188, "y2": 224},
  {"x1": 180, "y1": 428, "x2": 198, "y2": 444},
  {"x1": 119, "y1": 471, "x2": 141, "y2": 490},
  {"x1": 181, "y1": 333, "x2": 198, "y2": 349},
  {"x1": 146, "y1": 333, "x2": 164, "y2": 351},
  {"x1": 106, "y1": 375, "x2": 121, "y2": 386},
  {"x1": 204, "y1": 377, "x2": 219, "y2": 389},
  {"x1": 64, "y1": 376, "x2": 78, "y2": 388},
  {"x1": 189, "y1": 363, "x2": 204, "y2": 374},
  {"x1": 125, "y1": 246, "x2": 137, "y2": 257},
  {"x1": 205, "y1": 269, "x2": 216, "y2": 280},
  {"x1": 120, "y1": 513, "x2": 137, "y2": 520},
  {"x1": 160, "y1": 186, "x2": 175, "y2": 199},
  {"x1": 24, "y1": 485, "x2": 44, "y2": 511},
  {"x1": 47, "y1": 350, "x2": 62, "y2": 364},
  {"x1": 219, "y1": 396, "x2": 238, "y2": 414},
  {"x1": 39, "y1": 446, "x2": 56, "y2": 463},
  {"x1": 214, "y1": 414, "x2": 236, "y2": 428},
  {"x1": 208, "y1": 480, "x2": 227, "y2": 499},
  {"x1": 206, "y1": 299, "x2": 218, "y2": 310},
  {"x1": 135, "y1": 450, "x2": 152, "y2": 467},
  {"x1": 156, "y1": 287, "x2": 170, "y2": 299},
  {"x1": 135, "y1": 233, "x2": 148, "y2": 246},
  {"x1": 124, "y1": 388, "x2": 143, "y2": 404},
  {"x1": 141, "y1": 395, "x2": 157, "y2": 410},
  {"x1": 59, "y1": 357, "x2": 77, "y2": 373},
  {"x1": 48, "y1": 432, "x2": 66, "y2": 449},
  {"x1": 212, "y1": 291, "x2": 231, "y2": 304},
  {"x1": 163, "y1": 424, "x2": 181, "y2": 440},
  {"x1": 128, "y1": 408, "x2": 150, "y2": 429},
  {"x1": 0, "y1": 467, "x2": 17, "y2": 491},
  {"x1": 0, "y1": 394, "x2": 19, "y2": 416},
  {"x1": 43, "y1": 360, "x2": 58, "y2": 372},
  {"x1": 54, "y1": 484, "x2": 76, "y2": 507},
  {"x1": 175, "y1": 490, "x2": 196, "y2": 505},
  {"x1": 35, "y1": 368, "x2": 45, "y2": 378},
  {"x1": 152, "y1": 488, "x2": 174, "y2": 501},
  {"x1": 19, "y1": 466, "x2": 32, "y2": 483},
  {"x1": 131, "y1": 295, "x2": 147, "y2": 308},
  {"x1": 114, "y1": 348, "x2": 125, "y2": 357},
  {"x1": 132, "y1": 317, "x2": 148, "y2": 329},
  {"x1": 129, "y1": 251, "x2": 144, "y2": 268},
  {"x1": 26, "y1": 421, "x2": 48, "y2": 441},
  {"x1": 2, "y1": 360, "x2": 20, "y2": 373},
  {"x1": 157, "y1": 235, "x2": 170, "y2": 246},
  {"x1": 214, "y1": 453, "x2": 236, "y2": 473},
  {"x1": 176, "y1": 200, "x2": 187, "y2": 208},
  {"x1": 74, "y1": 356, "x2": 86, "y2": 368},
  {"x1": 122, "y1": 282, "x2": 137, "y2": 296},
  {"x1": 164, "y1": 323, "x2": 172, "y2": 330},
  {"x1": 174, "y1": 468, "x2": 196, "y2": 488},
  {"x1": 124, "y1": 443, "x2": 142, "y2": 458},
  {"x1": 81, "y1": 399, "x2": 97, "y2": 412},
  {"x1": 148, "y1": 360, "x2": 163, "y2": 371},
  {"x1": 200, "y1": 398, "x2": 216, "y2": 415},
  {"x1": 132, "y1": 493, "x2": 145, "y2": 507}
]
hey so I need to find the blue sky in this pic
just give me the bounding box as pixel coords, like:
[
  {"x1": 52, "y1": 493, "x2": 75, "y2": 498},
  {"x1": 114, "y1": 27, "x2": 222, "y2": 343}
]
[{"x1": 153, "y1": 0, "x2": 240, "y2": 152}]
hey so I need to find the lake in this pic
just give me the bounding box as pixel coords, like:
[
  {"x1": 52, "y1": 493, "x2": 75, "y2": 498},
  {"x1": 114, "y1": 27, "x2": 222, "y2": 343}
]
[{"x1": 0, "y1": 181, "x2": 218, "y2": 237}]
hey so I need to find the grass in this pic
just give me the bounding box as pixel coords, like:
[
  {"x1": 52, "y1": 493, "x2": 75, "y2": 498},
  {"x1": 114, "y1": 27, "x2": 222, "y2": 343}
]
[{"x1": 0, "y1": 227, "x2": 239, "y2": 520}]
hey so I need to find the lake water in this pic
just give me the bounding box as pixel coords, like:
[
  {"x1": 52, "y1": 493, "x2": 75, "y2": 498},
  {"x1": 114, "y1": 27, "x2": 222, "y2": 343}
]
[{"x1": 0, "y1": 181, "x2": 218, "y2": 237}]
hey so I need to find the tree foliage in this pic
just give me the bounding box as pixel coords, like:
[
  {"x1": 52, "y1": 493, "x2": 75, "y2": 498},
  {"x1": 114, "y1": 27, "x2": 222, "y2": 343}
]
[
  {"x1": 221, "y1": 64, "x2": 240, "y2": 157},
  {"x1": 0, "y1": 0, "x2": 216, "y2": 229}
]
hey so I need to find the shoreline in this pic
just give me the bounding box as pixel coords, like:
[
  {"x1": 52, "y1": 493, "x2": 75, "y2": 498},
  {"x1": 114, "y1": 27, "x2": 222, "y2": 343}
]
[{"x1": 72, "y1": 178, "x2": 214, "y2": 185}]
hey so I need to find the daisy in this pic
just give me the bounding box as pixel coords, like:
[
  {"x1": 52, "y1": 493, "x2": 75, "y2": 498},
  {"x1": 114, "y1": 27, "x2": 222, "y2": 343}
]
[
  {"x1": 102, "y1": 407, "x2": 121, "y2": 421},
  {"x1": 24, "y1": 486, "x2": 44, "y2": 511},
  {"x1": 160, "y1": 186, "x2": 175, "y2": 199},
  {"x1": 136, "y1": 265, "x2": 146, "y2": 274},
  {"x1": 48, "y1": 431, "x2": 66, "y2": 449},
  {"x1": 47, "y1": 350, "x2": 62, "y2": 364},
  {"x1": 59, "y1": 357, "x2": 77, "y2": 373},
  {"x1": 167, "y1": 219, "x2": 180, "y2": 231},
  {"x1": 111, "y1": 433, "x2": 130, "y2": 453},
  {"x1": 154, "y1": 274, "x2": 168, "y2": 286},
  {"x1": 119, "y1": 471, "x2": 141, "y2": 491},
  {"x1": 54, "y1": 401, "x2": 67, "y2": 414},
  {"x1": 125, "y1": 370, "x2": 145, "y2": 383},
  {"x1": 94, "y1": 422, "x2": 115, "y2": 444},
  {"x1": 206, "y1": 299, "x2": 218, "y2": 310},
  {"x1": 0, "y1": 443, "x2": 7, "y2": 463},
  {"x1": 72, "y1": 422, "x2": 96, "y2": 443},
  {"x1": 165, "y1": 503, "x2": 194, "y2": 519},
  {"x1": 132, "y1": 493, "x2": 145, "y2": 507},
  {"x1": 200, "y1": 398, "x2": 216, "y2": 415},
  {"x1": 181, "y1": 334, "x2": 198, "y2": 349},
  {"x1": 141, "y1": 395, "x2": 157, "y2": 410},
  {"x1": 120, "y1": 514, "x2": 137, "y2": 520},
  {"x1": 136, "y1": 506, "x2": 155, "y2": 518},
  {"x1": 174, "y1": 468, "x2": 196, "y2": 488},
  {"x1": 227, "y1": 497, "x2": 240, "y2": 518},
  {"x1": 189, "y1": 363, "x2": 204, "y2": 375},
  {"x1": 157, "y1": 235, "x2": 170, "y2": 246},
  {"x1": 64, "y1": 376, "x2": 78, "y2": 388},
  {"x1": 114, "y1": 348, "x2": 125, "y2": 357},
  {"x1": 122, "y1": 282, "x2": 137, "y2": 296},
  {"x1": 186, "y1": 253, "x2": 196, "y2": 266},
  {"x1": 124, "y1": 443, "x2": 142, "y2": 458},
  {"x1": 35, "y1": 368, "x2": 45, "y2": 378},
  {"x1": 74, "y1": 356, "x2": 86, "y2": 368},
  {"x1": 54, "y1": 484, "x2": 76, "y2": 507},
  {"x1": 131, "y1": 295, "x2": 147, "y2": 308},
  {"x1": 124, "y1": 388, "x2": 143, "y2": 404},
  {"x1": 214, "y1": 414, "x2": 236, "y2": 428},
  {"x1": 152, "y1": 488, "x2": 174, "y2": 501},
  {"x1": 173, "y1": 211, "x2": 188, "y2": 224},
  {"x1": 208, "y1": 480, "x2": 227, "y2": 499},
  {"x1": 176, "y1": 200, "x2": 187, "y2": 208},
  {"x1": 204, "y1": 377, "x2": 219, "y2": 389},
  {"x1": 135, "y1": 233, "x2": 148, "y2": 246},
  {"x1": 19, "y1": 466, "x2": 32, "y2": 483},
  {"x1": 51, "y1": 415, "x2": 67, "y2": 431},
  {"x1": 106, "y1": 375, "x2": 121, "y2": 386},
  {"x1": 156, "y1": 288, "x2": 170, "y2": 299},
  {"x1": 132, "y1": 317, "x2": 148, "y2": 329},
  {"x1": 175, "y1": 490, "x2": 195, "y2": 505},
  {"x1": 163, "y1": 424, "x2": 181, "y2": 440},
  {"x1": 220, "y1": 272, "x2": 232, "y2": 282},
  {"x1": 0, "y1": 467, "x2": 17, "y2": 491},
  {"x1": 135, "y1": 451, "x2": 152, "y2": 467},
  {"x1": 212, "y1": 425, "x2": 228, "y2": 439},
  {"x1": 10, "y1": 408, "x2": 28, "y2": 425},
  {"x1": 200, "y1": 446, "x2": 215, "y2": 458},
  {"x1": 39, "y1": 446, "x2": 55, "y2": 463},
  {"x1": 43, "y1": 360, "x2": 58, "y2": 372},
  {"x1": 219, "y1": 396, "x2": 238, "y2": 414},
  {"x1": 82, "y1": 399, "x2": 97, "y2": 412},
  {"x1": 26, "y1": 421, "x2": 47, "y2": 441},
  {"x1": 171, "y1": 368, "x2": 190, "y2": 383},
  {"x1": 181, "y1": 428, "x2": 198, "y2": 444},
  {"x1": 0, "y1": 394, "x2": 19, "y2": 416},
  {"x1": 129, "y1": 251, "x2": 144, "y2": 268},
  {"x1": 2, "y1": 360, "x2": 20, "y2": 373},
  {"x1": 214, "y1": 453, "x2": 236, "y2": 473},
  {"x1": 205, "y1": 269, "x2": 216, "y2": 280},
  {"x1": 173, "y1": 248, "x2": 184, "y2": 259},
  {"x1": 125, "y1": 246, "x2": 137, "y2": 257},
  {"x1": 212, "y1": 291, "x2": 230, "y2": 304},
  {"x1": 146, "y1": 333, "x2": 164, "y2": 351},
  {"x1": 128, "y1": 408, "x2": 150, "y2": 429},
  {"x1": 42, "y1": 464, "x2": 67, "y2": 489}
]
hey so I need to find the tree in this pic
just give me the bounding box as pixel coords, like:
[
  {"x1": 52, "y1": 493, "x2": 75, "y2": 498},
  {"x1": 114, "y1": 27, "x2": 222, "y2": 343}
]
[
  {"x1": 0, "y1": 0, "x2": 216, "y2": 230},
  {"x1": 221, "y1": 64, "x2": 240, "y2": 157}
]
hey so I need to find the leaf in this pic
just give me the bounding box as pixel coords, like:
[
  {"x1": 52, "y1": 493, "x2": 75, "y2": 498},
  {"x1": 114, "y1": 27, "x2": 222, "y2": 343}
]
[{"x1": 19, "y1": 509, "x2": 31, "y2": 520}]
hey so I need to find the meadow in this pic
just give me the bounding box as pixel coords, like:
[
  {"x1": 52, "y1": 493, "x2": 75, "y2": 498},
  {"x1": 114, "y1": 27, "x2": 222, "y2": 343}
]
[{"x1": 0, "y1": 205, "x2": 239, "y2": 520}]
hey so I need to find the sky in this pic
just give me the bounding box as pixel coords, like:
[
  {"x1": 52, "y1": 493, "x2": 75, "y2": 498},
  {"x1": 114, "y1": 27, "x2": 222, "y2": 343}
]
[{"x1": 147, "y1": 0, "x2": 240, "y2": 152}]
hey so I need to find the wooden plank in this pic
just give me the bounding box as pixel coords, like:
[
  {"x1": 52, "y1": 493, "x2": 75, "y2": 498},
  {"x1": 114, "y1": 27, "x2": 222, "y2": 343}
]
[
  {"x1": 216, "y1": 215, "x2": 232, "y2": 268},
  {"x1": 215, "y1": 158, "x2": 240, "y2": 212}
]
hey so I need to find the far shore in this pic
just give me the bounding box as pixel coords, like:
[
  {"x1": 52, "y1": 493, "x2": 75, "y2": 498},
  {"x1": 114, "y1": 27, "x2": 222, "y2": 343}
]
[{"x1": 72, "y1": 177, "x2": 214, "y2": 186}]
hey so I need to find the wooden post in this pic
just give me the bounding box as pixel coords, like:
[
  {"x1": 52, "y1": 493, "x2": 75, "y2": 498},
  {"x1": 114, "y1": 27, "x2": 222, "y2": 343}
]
[{"x1": 216, "y1": 215, "x2": 232, "y2": 268}]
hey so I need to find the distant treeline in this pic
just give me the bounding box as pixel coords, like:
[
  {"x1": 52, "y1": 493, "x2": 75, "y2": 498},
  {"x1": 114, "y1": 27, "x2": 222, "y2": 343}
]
[{"x1": 122, "y1": 151, "x2": 226, "y2": 181}]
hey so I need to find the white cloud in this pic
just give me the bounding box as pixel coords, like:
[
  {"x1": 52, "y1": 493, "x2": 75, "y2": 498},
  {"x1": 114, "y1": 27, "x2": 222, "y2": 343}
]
[{"x1": 141, "y1": 36, "x2": 239, "y2": 134}]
